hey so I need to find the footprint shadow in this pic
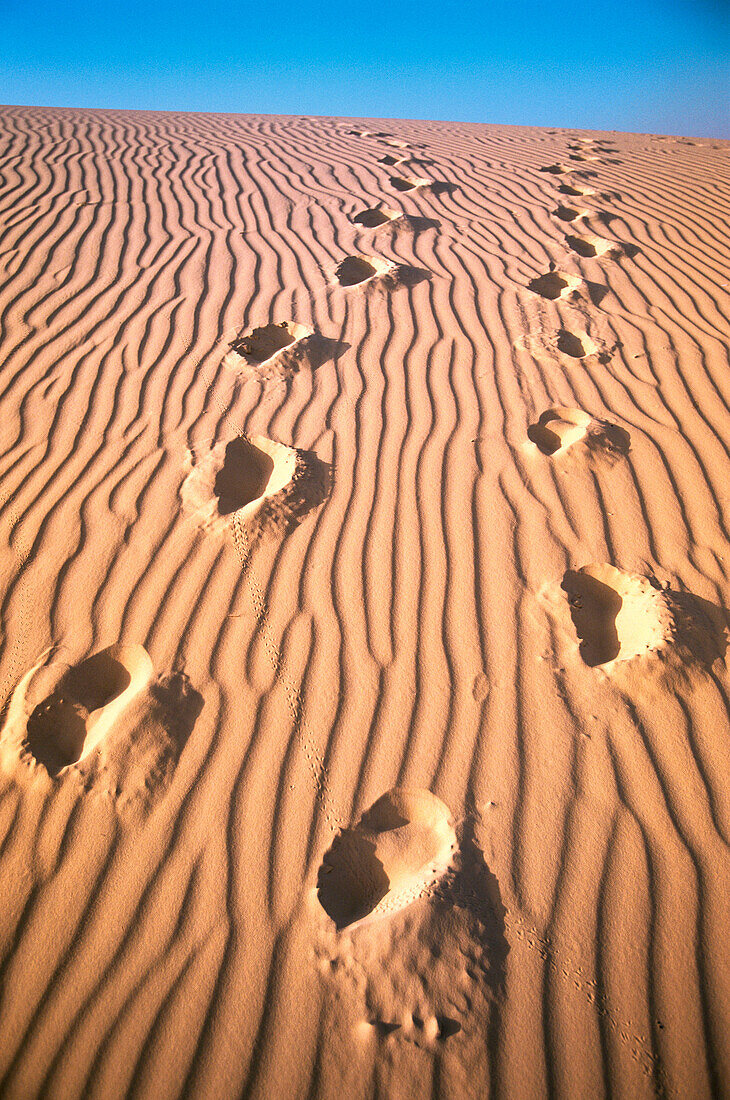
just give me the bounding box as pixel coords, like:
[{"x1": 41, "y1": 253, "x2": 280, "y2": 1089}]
[
  {"x1": 281, "y1": 447, "x2": 332, "y2": 529},
  {"x1": 443, "y1": 815, "x2": 509, "y2": 1001},
  {"x1": 403, "y1": 215, "x2": 440, "y2": 233},
  {"x1": 396, "y1": 264, "x2": 431, "y2": 288},
  {"x1": 429, "y1": 181, "x2": 457, "y2": 196},
  {"x1": 587, "y1": 420, "x2": 631, "y2": 459},
  {"x1": 586, "y1": 281, "x2": 609, "y2": 307},
  {"x1": 665, "y1": 589, "x2": 729, "y2": 668},
  {"x1": 289, "y1": 333, "x2": 350, "y2": 370}
]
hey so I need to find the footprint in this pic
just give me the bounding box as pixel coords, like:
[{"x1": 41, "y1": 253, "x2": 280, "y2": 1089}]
[
  {"x1": 352, "y1": 206, "x2": 400, "y2": 228},
  {"x1": 313, "y1": 810, "x2": 508, "y2": 1076},
  {"x1": 514, "y1": 327, "x2": 604, "y2": 363},
  {"x1": 568, "y1": 153, "x2": 599, "y2": 162},
  {"x1": 528, "y1": 408, "x2": 592, "y2": 455},
  {"x1": 23, "y1": 645, "x2": 154, "y2": 776},
  {"x1": 539, "y1": 163, "x2": 571, "y2": 175},
  {"x1": 389, "y1": 175, "x2": 431, "y2": 192},
  {"x1": 317, "y1": 788, "x2": 457, "y2": 930},
  {"x1": 559, "y1": 183, "x2": 596, "y2": 197},
  {"x1": 556, "y1": 329, "x2": 596, "y2": 357},
  {"x1": 230, "y1": 320, "x2": 312, "y2": 364},
  {"x1": 224, "y1": 327, "x2": 347, "y2": 380},
  {"x1": 335, "y1": 254, "x2": 387, "y2": 286},
  {"x1": 214, "y1": 437, "x2": 278, "y2": 515},
  {"x1": 378, "y1": 154, "x2": 407, "y2": 167},
  {"x1": 527, "y1": 270, "x2": 582, "y2": 300},
  {"x1": 335, "y1": 254, "x2": 428, "y2": 289},
  {"x1": 181, "y1": 434, "x2": 331, "y2": 537},
  {"x1": 365, "y1": 1012, "x2": 461, "y2": 1047},
  {"x1": 2, "y1": 647, "x2": 201, "y2": 805},
  {"x1": 565, "y1": 234, "x2": 613, "y2": 258},
  {"x1": 554, "y1": 205, "x2": 585, "y2": 223},
  {"x1": 382, "y1": 138, "x2": 409, "y2": 149},
  {"x1": 561, "y1": 565, "x2": 677, "y2": 667}
]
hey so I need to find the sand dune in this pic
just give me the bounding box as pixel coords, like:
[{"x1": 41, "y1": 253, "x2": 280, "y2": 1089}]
[{"x1": 0, "y1": 106, "x2": 728, "y2": 1098}]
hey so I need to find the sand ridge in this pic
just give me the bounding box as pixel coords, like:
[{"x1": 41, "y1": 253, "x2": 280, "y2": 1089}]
[{"x1": 0, "y1": 108, "x2": 728, "y2": 1098}]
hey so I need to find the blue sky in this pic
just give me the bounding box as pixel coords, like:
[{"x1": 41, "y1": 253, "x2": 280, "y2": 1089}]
[{"x1": 1, "y1": 0, "x2": 728, "y2": 136}]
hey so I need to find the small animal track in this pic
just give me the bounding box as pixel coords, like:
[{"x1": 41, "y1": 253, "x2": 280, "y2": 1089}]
[
  {"x1": 317, "y1": 788, "x2": 457, "y2": 929},
  {"x1": 528, "y1": 408, "x2": 592, "y2": 455},
  {"x1": 352, "y1": 206, "x2": 400, "y2": 228},
  {"x1": 527, "y1": 270, "x2": 581, "y2": 300}
]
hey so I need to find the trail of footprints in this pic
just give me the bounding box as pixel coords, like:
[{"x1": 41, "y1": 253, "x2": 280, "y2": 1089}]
[
  {"x1": 525, "y1": 138, "x2": 721, "y2": 680},
  {"x1": 1, "y1": 121, "x2": 724, "y2": 1078}
]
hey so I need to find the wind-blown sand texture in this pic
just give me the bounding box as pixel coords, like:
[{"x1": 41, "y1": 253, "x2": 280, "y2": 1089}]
[{"x1": 0, "y1": 106, "x2": 728, "y2": 1099}]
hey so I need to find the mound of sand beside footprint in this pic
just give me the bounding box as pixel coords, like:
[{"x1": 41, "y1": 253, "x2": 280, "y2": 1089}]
[{"x1": 0, "y1": 107, "x2": 728, "y2": 1100}]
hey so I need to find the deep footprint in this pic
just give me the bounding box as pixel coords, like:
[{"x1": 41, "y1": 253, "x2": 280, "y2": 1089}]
[
  {"x1": 559, "y1": 183, "x2": 595, "y2": 197},
  {"x1": 2, "y1": 646, "x2": 202, "y2": 807},
  {"x1": 336, "y1": 255, "x2": 381, "y2": 285},
  {"x1": 231, "y1": 320, "x2": 311, "y2": 364},
  {"x1": 214, "y1": 438, "x2": 276, "y2": 515},
  {"x1": 562, "y1": 565, "x2": 673, "y2": 667},
  {"x1": 528, "y1": 408, "x2": 592, "y2": 455},
  {"x1": 24, "y1": 644, "x2": 154, "y2": 775},
  {"x1": 181, "y1": 434, "x2": 331, "y2": 536},
  {"x1": 317, "y1": 787, "x2": 457, "y2": 929},
  {"x1": 554, "y1": 205, "x2": 583, "y2": 222},
  {"x1": 389, "y1": 175, "x2": 430, "y2": 192},
  {"x1": 566, "y1": 234, "x2": 612, "y2": 258},
  {"x1": 527, "y1": 270, "x2": 581, "y2": 300},
  {"x1": 556, "y1": 329, "x2": 594, "y2": 357},
  {"x1": 352, "y1": 206, "x2": 400, "y2": 228}
]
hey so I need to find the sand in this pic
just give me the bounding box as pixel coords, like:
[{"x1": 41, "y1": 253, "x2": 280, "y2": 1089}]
[{"x1": 0, "y1": 105, "x2": 728, "y2": 1098}]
